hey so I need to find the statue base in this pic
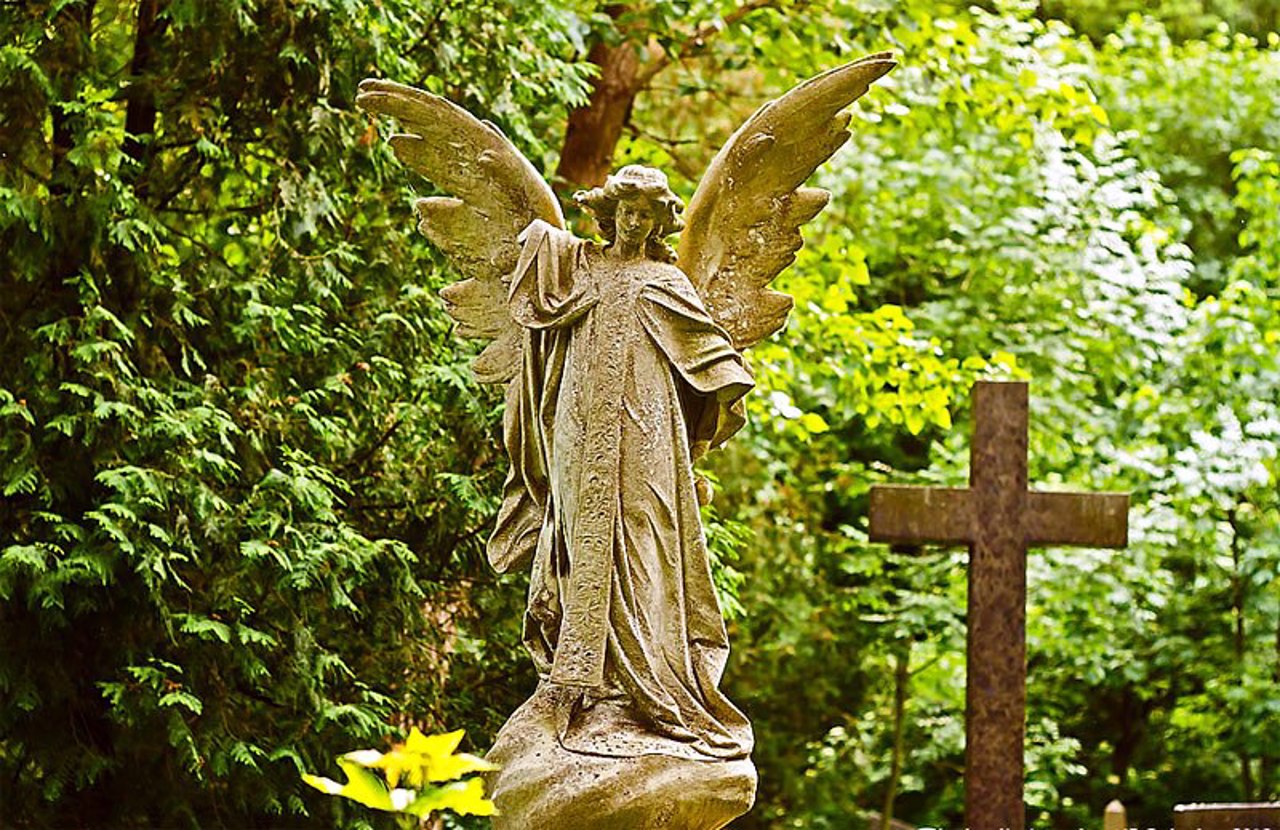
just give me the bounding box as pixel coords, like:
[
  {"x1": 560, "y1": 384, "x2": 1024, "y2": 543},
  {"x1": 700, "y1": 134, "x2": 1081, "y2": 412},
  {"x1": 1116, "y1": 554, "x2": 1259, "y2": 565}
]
[{"x1": 487, "y1": 685, "x2": 757, "y2": 830}]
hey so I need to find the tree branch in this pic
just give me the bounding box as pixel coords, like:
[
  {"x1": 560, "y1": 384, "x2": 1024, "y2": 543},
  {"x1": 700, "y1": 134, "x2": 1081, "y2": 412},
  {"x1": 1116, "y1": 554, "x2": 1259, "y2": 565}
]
[
  {"x1": 554, "y1": 0, "x2": 784, "y2": 188},
  {"x1": 634, "y1": 0, "x2": 781, "y2": 88}
]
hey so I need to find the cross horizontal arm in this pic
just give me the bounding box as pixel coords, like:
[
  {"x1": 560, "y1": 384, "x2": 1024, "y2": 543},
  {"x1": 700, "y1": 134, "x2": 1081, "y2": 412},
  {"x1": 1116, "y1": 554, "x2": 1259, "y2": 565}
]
[
  {"x1": 1025, "y1": 491, "x2": 1128, "y2": 548},
  {"x1": 868, "y1": 485, "x2": 973, "y2": 545}
]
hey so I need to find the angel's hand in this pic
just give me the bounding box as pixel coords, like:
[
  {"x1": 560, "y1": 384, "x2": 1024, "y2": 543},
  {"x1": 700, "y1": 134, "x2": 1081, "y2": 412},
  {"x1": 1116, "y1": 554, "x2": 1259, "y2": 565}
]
[{"x1": 695, "y1": 474, "x2": 714, "y2": 507}]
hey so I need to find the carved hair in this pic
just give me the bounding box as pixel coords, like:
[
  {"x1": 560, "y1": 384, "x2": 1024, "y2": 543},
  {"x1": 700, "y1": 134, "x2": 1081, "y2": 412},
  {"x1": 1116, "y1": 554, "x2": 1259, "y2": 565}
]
[{"x1": 573, "y1": 165, "x2": 685, "y2": 263}]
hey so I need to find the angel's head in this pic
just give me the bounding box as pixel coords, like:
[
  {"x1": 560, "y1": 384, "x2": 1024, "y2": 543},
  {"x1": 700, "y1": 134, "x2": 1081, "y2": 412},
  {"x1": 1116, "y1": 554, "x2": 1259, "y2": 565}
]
[{"x1": 573, "y1": 165, "x2": 685, "y2": 262}]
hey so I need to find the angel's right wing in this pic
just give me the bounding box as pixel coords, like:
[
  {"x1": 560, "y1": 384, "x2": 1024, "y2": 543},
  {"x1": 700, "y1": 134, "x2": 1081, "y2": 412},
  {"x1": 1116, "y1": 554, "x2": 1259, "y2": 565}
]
[
  {"x1": 677, "y1": 53, "x2": 895, "y2": 352},
  {"x1": 356, "y1": 79, "x2": 564, "y2": 383}
]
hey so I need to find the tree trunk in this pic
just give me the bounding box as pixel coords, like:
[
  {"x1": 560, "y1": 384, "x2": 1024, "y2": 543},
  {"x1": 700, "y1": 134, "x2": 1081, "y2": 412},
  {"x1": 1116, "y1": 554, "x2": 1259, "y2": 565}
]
[
  {"x1": 1266, "y1": 614, "x2": 1280, "y2": 797},
  {"x1": 1228, "y1": 506, "x2": 1254, "y2": 800},
  {"x1": 122, "y1": 0, "x2": 168, "y2": 197},
  {"x1": 555, "y1": 37, "x2": 643, "y2": 190},
  {"x1": 553, "y1": 0, "x2": 778, "y2": 190},
  {"x1": 880, "y1": 646, "x2": 911, "y2": 830},
  {"x1": 113, "y1": 0, "x2": 169, "y2": 322}
]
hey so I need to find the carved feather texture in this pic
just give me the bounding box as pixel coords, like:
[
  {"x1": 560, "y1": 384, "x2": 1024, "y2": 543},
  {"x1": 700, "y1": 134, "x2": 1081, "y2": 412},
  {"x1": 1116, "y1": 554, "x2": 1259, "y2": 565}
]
[
  {"x1": 677, "y1": 53, "x2": 896, "y2": 350},
  {"x1": 356, "y1": 79, "x2": 564, "y2": 383}
]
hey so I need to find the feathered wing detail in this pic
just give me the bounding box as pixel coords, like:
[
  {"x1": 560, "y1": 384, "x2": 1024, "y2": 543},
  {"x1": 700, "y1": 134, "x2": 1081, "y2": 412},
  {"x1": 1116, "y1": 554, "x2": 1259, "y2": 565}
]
[
  {"x1": 677, "y1": 52, "x2": 896, "y2": 351},
  {"x1": 356, "y1": 79, "x2": 565, "y2": 383}
]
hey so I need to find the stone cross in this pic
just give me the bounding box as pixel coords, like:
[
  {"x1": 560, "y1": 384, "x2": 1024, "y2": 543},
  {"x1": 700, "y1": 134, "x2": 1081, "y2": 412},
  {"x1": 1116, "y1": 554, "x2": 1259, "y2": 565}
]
[{"x1": 868, "y1": 381, "x2": 1129, "y2": 830}]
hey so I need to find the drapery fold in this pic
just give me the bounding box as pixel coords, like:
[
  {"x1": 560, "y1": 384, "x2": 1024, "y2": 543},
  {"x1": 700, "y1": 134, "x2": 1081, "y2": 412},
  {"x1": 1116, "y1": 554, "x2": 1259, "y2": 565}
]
[{"x1": 486, "y1": 219, "x2": 754, "y2": 761}]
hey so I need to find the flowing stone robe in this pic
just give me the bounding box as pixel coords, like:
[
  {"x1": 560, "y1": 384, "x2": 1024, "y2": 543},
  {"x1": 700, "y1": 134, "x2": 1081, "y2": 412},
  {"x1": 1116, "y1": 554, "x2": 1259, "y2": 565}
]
[{"x1": 488, "y1": 219, "x2": 754, "y2": 762}]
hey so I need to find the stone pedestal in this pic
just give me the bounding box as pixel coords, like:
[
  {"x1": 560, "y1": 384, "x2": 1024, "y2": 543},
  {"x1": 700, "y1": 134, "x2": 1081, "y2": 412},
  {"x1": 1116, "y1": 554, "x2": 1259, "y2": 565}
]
[{"x1": 487, "y1": 686, "x2": 757, "y2": 830}]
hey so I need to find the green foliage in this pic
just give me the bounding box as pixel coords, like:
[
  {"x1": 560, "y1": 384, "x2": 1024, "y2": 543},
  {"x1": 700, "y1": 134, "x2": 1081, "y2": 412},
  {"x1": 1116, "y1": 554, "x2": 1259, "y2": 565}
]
[
  {"x1": 1038, "y1": 0, "x2": 1278, "y2": 42},
  {"x1": 1089, "y1": 17, "x2": 1280, "y2": 291},
  {"x1": 0, "y1": 0, "x2": 588, "y2": 825},
  {"x1": 3, "y1": 0, "x2": 1278, "y2": 828},
  {"x1": 622, "y1": 1, "x2": 1279, "y2": 826},
  {"x1": 302, "y1": 727, "x2": 497, "y2": 821}
]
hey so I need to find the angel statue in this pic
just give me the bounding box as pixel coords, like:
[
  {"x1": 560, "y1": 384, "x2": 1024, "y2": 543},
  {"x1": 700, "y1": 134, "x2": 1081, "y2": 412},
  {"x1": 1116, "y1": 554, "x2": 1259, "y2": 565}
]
[{"x1": 357, "y1": 52, "x2": 894, "y2": 830}]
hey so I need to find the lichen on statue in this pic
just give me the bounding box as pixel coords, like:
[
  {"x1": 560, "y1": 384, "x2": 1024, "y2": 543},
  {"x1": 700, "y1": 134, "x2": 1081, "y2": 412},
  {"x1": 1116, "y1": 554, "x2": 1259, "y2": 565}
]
[
  {"x1": 356, "y1": 53, "x2": 896, "y2": 829},
  {"x1": 489, "y1": 165, "x2": 755, "y2": 761}
]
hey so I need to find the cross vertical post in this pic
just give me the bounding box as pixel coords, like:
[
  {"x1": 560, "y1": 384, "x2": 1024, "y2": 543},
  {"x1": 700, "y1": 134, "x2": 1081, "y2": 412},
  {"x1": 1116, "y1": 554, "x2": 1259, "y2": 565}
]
[
  {"x1": 867, "y1": 380, "x2": 1129, "y2": 830},
  {"x1": 966, "y1": 382, "x2": 1029, "y2": 829}
]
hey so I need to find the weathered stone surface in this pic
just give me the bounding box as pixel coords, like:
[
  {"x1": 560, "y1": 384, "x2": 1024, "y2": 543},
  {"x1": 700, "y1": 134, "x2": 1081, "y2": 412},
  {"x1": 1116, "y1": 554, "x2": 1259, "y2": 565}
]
[
  {"x1": 868, "y1": 381, "x2": 1130, "y2": 830},
  {"x1": 487, "y1": 685, "x2": 757, "y2": 830},
  {"x1": 359, "y1": 53, "x2": 897, "y2": 829}
]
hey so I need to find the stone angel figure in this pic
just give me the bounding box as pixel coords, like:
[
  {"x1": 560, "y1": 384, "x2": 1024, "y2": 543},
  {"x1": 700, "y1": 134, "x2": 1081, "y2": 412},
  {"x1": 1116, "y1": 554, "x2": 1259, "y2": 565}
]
[{"x1": 357, "y1": 53, "x2": 894, "y2": 830}]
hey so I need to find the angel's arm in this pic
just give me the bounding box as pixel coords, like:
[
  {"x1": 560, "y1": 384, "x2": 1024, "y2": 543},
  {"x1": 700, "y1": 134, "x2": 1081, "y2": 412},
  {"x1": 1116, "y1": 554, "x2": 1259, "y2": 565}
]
[
  {"x1": 356, "y1": 80, "x2": 566, "y2": 383},
  {"x1": 677, "y1": 52, "x2": 896, "y2": 352}
]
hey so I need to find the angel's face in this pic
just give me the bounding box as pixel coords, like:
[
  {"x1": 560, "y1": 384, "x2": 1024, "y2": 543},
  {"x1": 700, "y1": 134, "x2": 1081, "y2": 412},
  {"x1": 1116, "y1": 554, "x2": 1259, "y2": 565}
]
[{"x1": 614, "y1": 198, "x2": 656, "y2": 249}]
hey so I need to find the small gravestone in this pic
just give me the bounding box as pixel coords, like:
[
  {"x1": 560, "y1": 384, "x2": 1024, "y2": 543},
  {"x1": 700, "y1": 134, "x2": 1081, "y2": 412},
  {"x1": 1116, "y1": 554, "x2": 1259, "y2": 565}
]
[
  {"x1": 1174, "y1": 802, "x2": 1280, "y2": 830},
  {"x1": 1104, "y1": 799, "x2": 1127, "y2": 830},
  {"x1": 868, "y1": 381, "x2": 1129, "y2": 830}
]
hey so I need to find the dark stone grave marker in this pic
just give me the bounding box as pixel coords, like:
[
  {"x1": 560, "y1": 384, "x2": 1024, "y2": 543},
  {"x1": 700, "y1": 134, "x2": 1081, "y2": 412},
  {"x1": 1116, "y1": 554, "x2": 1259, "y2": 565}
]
[{"x1": 869, "y1": 380, "x2": 1129, "y2": 830}]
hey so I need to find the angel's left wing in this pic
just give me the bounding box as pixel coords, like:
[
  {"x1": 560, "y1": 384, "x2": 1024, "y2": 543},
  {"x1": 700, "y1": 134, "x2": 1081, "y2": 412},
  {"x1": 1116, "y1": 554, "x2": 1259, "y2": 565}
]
[{"x1": 677, "y1": 53, "x2": 896, "y2": 351}]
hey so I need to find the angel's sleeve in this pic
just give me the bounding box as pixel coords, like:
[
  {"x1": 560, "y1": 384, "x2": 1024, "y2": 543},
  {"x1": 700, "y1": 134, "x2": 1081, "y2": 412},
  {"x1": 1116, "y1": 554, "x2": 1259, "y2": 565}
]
[
  {"x1": 638, "y1": 270, "x2": 754, "y2": 450},
  {"x1": 507, "y1": 220, "x2": 598, "y2": 330}
]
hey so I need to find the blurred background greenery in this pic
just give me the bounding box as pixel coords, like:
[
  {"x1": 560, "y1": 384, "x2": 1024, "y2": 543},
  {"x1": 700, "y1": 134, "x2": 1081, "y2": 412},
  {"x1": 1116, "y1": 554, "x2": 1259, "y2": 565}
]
[{"x1": 1, "y1": 0, "x2": 1277, "y2": 827}]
